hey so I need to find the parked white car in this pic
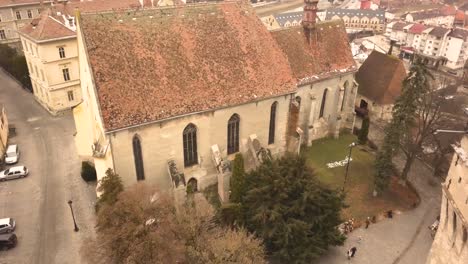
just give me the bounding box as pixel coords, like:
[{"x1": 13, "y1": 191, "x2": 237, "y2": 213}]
[
  {"x1": 0, "y1": 218, "x2": 16, "y2": 234},
  {"x1": 0, "y1": 166, "x2": 28, "y2": 181},
  {"x1": 4, "y1": 145, "x2": 19, "y2": 164}
]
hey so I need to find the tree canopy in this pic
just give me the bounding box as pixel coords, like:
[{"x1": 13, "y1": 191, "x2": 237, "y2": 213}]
[{"x1": 242, "y1": 155, "x2": 346, "y2": 263}]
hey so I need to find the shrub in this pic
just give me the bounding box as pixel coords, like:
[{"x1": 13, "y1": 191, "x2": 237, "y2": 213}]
[
  {"x1": 81, "y1": 161, "x2": 97, "y2": 182},
  {"x1": 229, "y1": 153, "x2": 246, "y2": 203}
]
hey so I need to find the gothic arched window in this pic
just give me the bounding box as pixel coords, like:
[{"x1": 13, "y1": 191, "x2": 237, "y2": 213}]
[
  {"x1": 227, "y1": 114, "x2": 240, "y2": 154},
  {"x1": 183, "y1": 124, "x2": 198, "y2": 167},
  {"x1": 268, "y1": 102, "x2": 278, "y2": 145},
  {"x1": 319, "y1": 89, "x2": 328, "y2": 118},
  {"x1": 341, "y1": 81, "x2": 349, "y2": 111},
  {"x1": 132, "y1": 135, "x2": 145, "y2": 181}
]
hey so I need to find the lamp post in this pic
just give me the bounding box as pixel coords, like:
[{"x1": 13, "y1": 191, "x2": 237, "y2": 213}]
[
  {"x1": 67, "y1": 200, "x2": 79, "y2": 232},
  {"x1": 342, "y1": 142, "x2": 357, "y2": 192}
]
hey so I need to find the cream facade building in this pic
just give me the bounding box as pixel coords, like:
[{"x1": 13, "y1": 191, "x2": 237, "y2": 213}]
[
  {"x1": 426, "y1": 136, "x2": 468, "y2": 264},
  {"x1": 325, "y1": 8, "x2": 385, "y2": 33},
  {"x1": 18, "y1": 0, "x2": 164, "y2": 114},
  {"x1": 73, "y1": 1, "x2": 357, "y2": 197},
  {"x1": 0, "y1": 0, "x2": 52, "y2": 47}
]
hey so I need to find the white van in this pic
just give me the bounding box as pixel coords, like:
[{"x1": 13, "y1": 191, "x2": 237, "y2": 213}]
[
  {"x1": 5, "y1": 145, "x2": 19, "y2": 164},
  {"x1": 0, "y1": 218, "x2": 15, "y2": 234}
]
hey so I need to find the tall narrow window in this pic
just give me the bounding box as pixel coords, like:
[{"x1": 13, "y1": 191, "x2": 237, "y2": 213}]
[
  {"x1": 27, "y1": 10, "x2": 32, "y2": 19},
  {"x1": 183, "y1": 124, "x2": 198, "y2": 167},
  {"x1": 453, "y1": 212, "x2": 457, "y2": 233},
  {"x1": 16, "y1": 11, "x2": 21, "y2": 20},
  {"x1": 319, "y1": 89, "x2": 328, "y2": 118},
  {"x1": 67, "y1": 90, "x2": 74, "y2": 101},
  {"x1": 0, "y1": 30, "x2": 6, "y2": 40},
  {"x1": 132, "y1": 135, "x2": 145, "y2": 181},
  {"x1": 268, "y1": 102, "x2": 277, "y2": 145},
  {"x1": 58, "y1": 47, "x2": 65, "y2": 58},
  {"x1": 62, "y1": 68, "x2": 70, "y2": 81},
  {"x1": 227, "y1": 114, "x2": 240, "y2": 154},
  {"x1": 341, "y1": 81, "x2": 349, "y2": 111}
]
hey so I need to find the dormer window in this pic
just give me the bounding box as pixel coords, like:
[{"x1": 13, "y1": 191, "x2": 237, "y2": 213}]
[
  {"x1": 16, "y1": 11, "x2": 21, "y2": 20},
  {"x1": 27, "y1": 10, "x2": 32, "y2": 19},
  {"x1": 68, "y1": 18, "x2": 74, "y2": 27}
]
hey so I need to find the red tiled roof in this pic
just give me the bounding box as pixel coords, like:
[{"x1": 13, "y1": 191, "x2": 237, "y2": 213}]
[
  {"x1": 80, "y1": 3, "x2": 296, "y2": 131},
  {"x1": 455, "y1": 10, "x2": 465, "y2": 22},
  {"x1": 270, "y1": 20, "x2": 356, "y2": 84},
  {"x1": 19, "y1": 11, "x2": 75, "y2": 42},
  {"x1": 356, "y1": 51, "x2": 407, "y2": 105},
  {"x1": 408, "y1": 23, "x2": 426, "y2": 34},
  {"x1": 439, "y1": 5, "x2": 457, "y2": 16}
]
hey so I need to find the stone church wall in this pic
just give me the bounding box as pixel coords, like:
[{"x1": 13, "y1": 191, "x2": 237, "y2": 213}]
[
  {"x1": 295, "y1": 73, "x2": 356, "y2": 145},
  {"x1": 108, "y1": 95, "x2": 292, "y2": 190}
]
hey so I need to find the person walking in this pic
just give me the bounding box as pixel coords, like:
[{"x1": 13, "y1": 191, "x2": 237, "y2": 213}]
[
  {"x1": 347, "y1": 246, "x2": 357, "y2": 259},
  {"x1": 365, "y1": 217, "x2": 371, "y2": 229}
]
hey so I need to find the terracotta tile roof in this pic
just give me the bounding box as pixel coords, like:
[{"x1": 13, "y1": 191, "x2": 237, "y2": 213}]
[
  {"x1": 408, "y1": 23, "x2": 426, "y2": 34},
  {"x1": 270, "y1": 20, "x2": 356, "y2": 84},
  {"x1": 19, "y1": 11, "x2": 75, "y2": 42},
  {"x1": 439, "y1": 5, "x2": 457, "y2": 16},
  {"x1": 455, "y1": 10, "x2": 465, "y2": 22},
  {"x1": 80, "y1": 3, "x2": 296, "y2": 131},
  {"x1": 355, "y1": 51, "x2": 407, "y2": 105}
]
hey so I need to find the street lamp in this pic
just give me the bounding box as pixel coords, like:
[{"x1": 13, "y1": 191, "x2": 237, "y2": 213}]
[
  {"x1": 67, "y1": 200, "x2": 79, "y2": 232},
  {"x1": 342, "y1": 142, "x2": 357, "y2": 192}
]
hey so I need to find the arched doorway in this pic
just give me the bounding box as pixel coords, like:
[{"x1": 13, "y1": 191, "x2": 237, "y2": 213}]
[{"x1": 187, "y1": 178, "x2": 198, "y2": 194}]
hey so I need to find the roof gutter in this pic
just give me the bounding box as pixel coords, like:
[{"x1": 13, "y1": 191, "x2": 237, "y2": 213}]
[{"x1": 105, "y1": 90, "x2": 297, "y2": 135}]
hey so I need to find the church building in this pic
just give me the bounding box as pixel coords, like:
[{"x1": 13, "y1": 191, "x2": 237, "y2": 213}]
[{"x1": 73, "y1": 1, "x2": 357, "y2": 195}]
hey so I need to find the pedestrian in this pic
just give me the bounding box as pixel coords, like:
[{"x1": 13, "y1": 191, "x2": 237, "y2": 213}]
[
  {"x1": 365, "y1": 217, "x2": 370, "y2": 229},
  {"x1": 387, "y1": 210, "x2": 393, "y2": 219},
  {"x1": 347, "y1": 248, "x2": 353, "y2": 260},
  {"x1": 350, "y1": 246, "x2": 357, "y2": 258}
]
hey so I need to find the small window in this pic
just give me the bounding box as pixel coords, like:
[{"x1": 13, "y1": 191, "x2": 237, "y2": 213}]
[
  {"x1": 0, "y1": 30, "x2": 6, "y2": 40},
  {"x1": 268, "y1": 102, "x2": 277, "y2": 145},
  {"x1": 58, "y1": 47, "x2": 65, "y2": 58},
  {"x1": 227, "y1": 114, "x2": 240, "y2": 155},
  {"x1": 16, "y1": 11, "x2": 21, "y2": 20},
  {"x1": 463, "y1": 228, "x2": 467, "y2": 243},
  {"x1": 453, "y1": 212, "x2": 457, "y2": 233},
  {"x1": 62, "y1": 68, "x2": 70, "y2": 81},
  {"x1": 68, "y1": 18, "x2": 74, "y2": 27},
  {"x1": 67, "y1": 91, "x2": 74, "y2": 101},
  {"x1": 27, "y1": 10, "x2": 32, "y2": 19},
  {"x1": 319, "y1": 89, "x2": 328, "y2": 118}
]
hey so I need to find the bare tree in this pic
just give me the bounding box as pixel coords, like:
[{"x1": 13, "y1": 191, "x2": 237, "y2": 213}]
[{"x1": 83, "y1": 184, "x2": 265, "y2": 264}]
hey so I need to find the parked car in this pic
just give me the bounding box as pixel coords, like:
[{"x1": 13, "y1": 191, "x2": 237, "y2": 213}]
[
  {"x1": 4, "y1": 145, "x2": 19, "y2": 164},
  {"x1": 0, "y1": 233, "x2": 17, "y2": 250},
  {"x1": 0, "y1": 166, "x2": 28, "y2": 181},
  {"x1": 0, "y1": 218, "x2": 15, "y2": 234}
]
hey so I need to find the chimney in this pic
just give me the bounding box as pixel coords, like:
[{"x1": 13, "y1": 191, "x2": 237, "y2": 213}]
[
  {"x1": 302, "y1": 0, "x2": 319, "y2": 43},
  {"x1": 388, "y1": 39, "x2": 396, "y2": 55},
  {"x1": 302, "y1": 0, "x2": 319, "y2": 30}
]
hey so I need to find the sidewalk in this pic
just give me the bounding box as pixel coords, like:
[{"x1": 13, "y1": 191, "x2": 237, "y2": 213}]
[{"x1": 317, "y1": 122, "x2": 442, "y2": 264}]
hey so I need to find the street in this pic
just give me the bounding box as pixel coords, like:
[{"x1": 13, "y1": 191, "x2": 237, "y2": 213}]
[{"x1": 0, "y1": 70, "x2": 96, "y2": 264}]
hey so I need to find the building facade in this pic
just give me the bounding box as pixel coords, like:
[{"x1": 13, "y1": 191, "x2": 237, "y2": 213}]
[
  {"x1": 73, "y1": 1, "x2": 357, "y2": 196},
  {"x1": 0, "y1": 0, "x2": 52, "y2": 47},
  {"x1": 388, "y1": 22, "x2": 468, "y2": 70},
  {"x1": 0, "y1": 105, "x2": 8, "y2": 159},
  {"x1": 404, "y1": 10, "x2": 455, "y2": 27},
  {"x1": 426, "y1": 136, "x2": 468, "y2": 264},
  {"x1": 325, "y1": 8, "x2": 386, "y2": 33}
]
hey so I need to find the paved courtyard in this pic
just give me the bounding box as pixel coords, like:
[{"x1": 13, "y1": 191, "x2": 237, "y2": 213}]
[
  {"x1": 317, "y1": 122, "x2": 442, "y2": 264},
  {"x1": 0, "y1": 70, "x2": 96, "y2": 264}
]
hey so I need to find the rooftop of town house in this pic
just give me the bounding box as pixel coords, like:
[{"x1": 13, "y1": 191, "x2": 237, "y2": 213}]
[
  {"x1": 0, "y1": 0, "x2": 51, "y2": 7},
  {"x1": 428, "y1": 26, "x2": 450, "y2": 38},
  {"x1": 19, "y1": 10, "x2": 75, "y2": 42},
  {"x1": 448, "y1": 28, "x2": 468, "y2": 39},
  {"x1": 391, "y1": 21, "x2": 411, "y2": 31},
  {"x1": 270, "y1": 19, "x2": 356, "y2": 85},
  {"x1": 79, "y1": 2, "x2": 297, "y2": 131},
  {"x1": 408, "y1": 23, "x2": 427, "y2": 34},
  {"x1": 273, "y1": 11, "x2": 303, "y2": 27},
  {"x1": 355, "y1": 50, "x2": 406, "y2": 105}
]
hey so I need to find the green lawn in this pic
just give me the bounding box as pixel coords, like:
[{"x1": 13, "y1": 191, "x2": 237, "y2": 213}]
[{"x1": 303, "y1": 134, "x2": 418, "y2": 223}]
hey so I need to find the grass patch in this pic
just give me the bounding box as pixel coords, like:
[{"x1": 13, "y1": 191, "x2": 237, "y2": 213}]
[{"x1": 303, "y1": 134, "x2": 419, "y2": 223}]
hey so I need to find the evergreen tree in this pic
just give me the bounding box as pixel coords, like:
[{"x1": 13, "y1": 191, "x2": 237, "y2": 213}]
[
  {"x1": 242, "y1": 155, "x2": 346, "y2": 263},
  {"x1": 229, "y1": 153, "x2": 246, "y2": 203},
  {"x1": 374, "y1": 62, "x2": 439, "y2": 190},
  {"x1": 358, "y1": 116, "x2": 370, "y2": 145},
  {"x1": 95, "y1": 168, "x2": 124, "y2": 211}
]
